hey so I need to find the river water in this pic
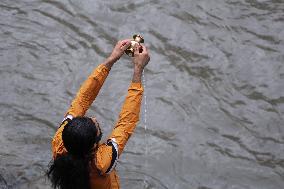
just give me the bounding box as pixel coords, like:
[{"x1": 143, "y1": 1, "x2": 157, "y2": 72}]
[{"x1": 0, "y1": 0, "x2": 284, "y2": 189}]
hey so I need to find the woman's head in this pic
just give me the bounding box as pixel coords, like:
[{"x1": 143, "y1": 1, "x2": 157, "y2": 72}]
[
  {"x1": 62, "y1": 117, "x2": 102, "y2": 157},
  {"x1": 48, "y1": 116, "x2": 102, "y2": 189}
]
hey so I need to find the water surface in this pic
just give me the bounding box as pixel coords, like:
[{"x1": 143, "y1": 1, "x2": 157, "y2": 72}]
[{"x1": 0, "y1": 0, "x2": 283, "y2": 189}]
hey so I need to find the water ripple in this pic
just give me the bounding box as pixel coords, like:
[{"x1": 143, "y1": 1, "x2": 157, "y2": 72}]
[{"x1": 1, "y1": 0, "x2": 284, "y2": 188}]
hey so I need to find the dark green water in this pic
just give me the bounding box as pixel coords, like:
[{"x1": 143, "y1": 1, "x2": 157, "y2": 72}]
[{"x1": 0, "y1": 0, "x2": 283, "y2": 188}]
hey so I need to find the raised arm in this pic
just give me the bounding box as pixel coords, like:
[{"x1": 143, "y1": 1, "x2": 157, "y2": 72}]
[
  {"x1": 66, "y1": 40, "x2": 131, "y2": 117},
  {"x1": 109, "y1": 44, "x2": 150, "y2": 156}
]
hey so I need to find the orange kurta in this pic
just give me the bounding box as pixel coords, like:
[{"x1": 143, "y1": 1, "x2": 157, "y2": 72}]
[{"x1": 51, "y1": 64, "x2": 143, "y2": 189}]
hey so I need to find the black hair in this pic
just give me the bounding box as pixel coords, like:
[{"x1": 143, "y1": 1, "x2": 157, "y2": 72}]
[{"x1": 47, "y1": 117, "x2": 102, "y2": 189}]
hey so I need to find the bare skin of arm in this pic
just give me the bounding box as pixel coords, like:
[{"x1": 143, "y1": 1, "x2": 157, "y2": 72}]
[{"x1": 103, "y1": 39, "x2": 131, "y2": 70}]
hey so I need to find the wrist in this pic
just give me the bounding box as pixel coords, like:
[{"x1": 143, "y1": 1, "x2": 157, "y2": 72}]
[
  {"x1": 134, "y1": 65, "x2": 143, "y2": 73},
  {"x1": 103, "y1": 56, "x2": 117, "y2": 70},
  {"x1": 132, "y1": 69, "x2": 142, "y2": 83},
  {"x1": 107, "y1": 55, "x2": 118, "y2": 64}
]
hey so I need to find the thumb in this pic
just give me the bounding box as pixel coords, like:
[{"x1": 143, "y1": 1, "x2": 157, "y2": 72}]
[{"x1": 133, "y1": 43, "x2": 140, "y2": 56}]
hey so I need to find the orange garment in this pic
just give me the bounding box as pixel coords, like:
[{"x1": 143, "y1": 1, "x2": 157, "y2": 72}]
[{"x1": 51, "y1": 64, "x2": 143, "y2": 189}]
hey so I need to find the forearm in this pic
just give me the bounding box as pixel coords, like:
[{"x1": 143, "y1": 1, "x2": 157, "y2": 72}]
[
  {"x1": 109, "y1": 83, "x2": 143, "y2": 155},
  {"x1": 132, "y1": 66, "x2": 143, "y2": 83},
  {"x1": 66, "y1": 63, "x2": 110, "y2": 117}
]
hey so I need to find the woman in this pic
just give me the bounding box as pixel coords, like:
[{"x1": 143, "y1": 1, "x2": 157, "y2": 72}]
[{"x1": 47, "y1": 39, "x2": 150, "y2": 189}]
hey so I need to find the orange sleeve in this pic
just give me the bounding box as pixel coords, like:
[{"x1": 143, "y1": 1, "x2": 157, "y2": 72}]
[
  {"x1": 52, "y1": 119, "x2": 69, "y2": 158},
  {"x1": 66, "y1": 64, "x2": 110, "y2": 117},
  {"x1": 52, "y1": 64, "x2": 110, "y2": 159},
  {"x1": 108, "y1": 82, "x2": 143, "y2": 156},
  {"x1": 93, "y1": 144, "x2": 113, "y2": 174}
]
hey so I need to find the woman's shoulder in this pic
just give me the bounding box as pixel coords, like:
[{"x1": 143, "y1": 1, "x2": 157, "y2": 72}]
[{"x1": 91, "y1": 140, "x2": 119, "y2": 175}]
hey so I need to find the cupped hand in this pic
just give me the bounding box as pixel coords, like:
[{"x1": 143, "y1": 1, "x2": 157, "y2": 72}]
[
  {"x1": 109, "y1": 39, "x2": 131, "y2": 61},
  {"x1": 132, "y1": 44, "x2": 150, "y2": 70}
]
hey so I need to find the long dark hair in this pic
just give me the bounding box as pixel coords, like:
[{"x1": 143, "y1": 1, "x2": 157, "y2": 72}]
[{"x1": 47, "y1": 117, "x2": 102, "y2": 189}]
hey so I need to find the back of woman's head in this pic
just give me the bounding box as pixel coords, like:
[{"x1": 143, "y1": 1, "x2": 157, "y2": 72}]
[
  {"x1": 47, "y1": 117, "x2": 102, "y2": 189},
  {"x1": 63, "y1": 117, "x2": 101, "y2": 157}
]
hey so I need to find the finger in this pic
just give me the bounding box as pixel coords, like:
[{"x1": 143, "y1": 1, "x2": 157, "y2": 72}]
[
  {"x1": 121, "y1": 41, "x2": 131, "y2": 51},
  {"x1": 139, "y1": 45, "x2": 143, "y2": 53},
  {"x1": 121, "y1": 39, "x2": 132, "y2": 46},
  {"x1": 133, "y1": 43, "x2": 140, "y2": 56},
  {"x1": 140, "y1": 45, "x2": 148, "y2": 54}
]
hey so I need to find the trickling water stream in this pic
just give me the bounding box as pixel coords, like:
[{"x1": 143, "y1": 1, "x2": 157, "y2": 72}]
[{"x1": 142, "y1": 70, "x2": 149, "y2": 188}]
